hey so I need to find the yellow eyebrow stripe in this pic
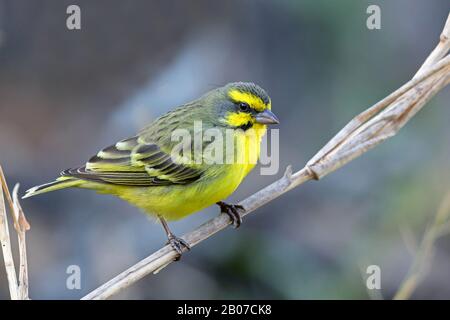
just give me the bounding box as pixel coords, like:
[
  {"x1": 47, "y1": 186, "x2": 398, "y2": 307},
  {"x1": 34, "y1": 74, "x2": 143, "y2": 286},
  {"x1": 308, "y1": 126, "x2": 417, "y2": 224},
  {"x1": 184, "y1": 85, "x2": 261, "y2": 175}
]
[{"x1": 228, "y1": 89, "x2": 270, "y2": 112}]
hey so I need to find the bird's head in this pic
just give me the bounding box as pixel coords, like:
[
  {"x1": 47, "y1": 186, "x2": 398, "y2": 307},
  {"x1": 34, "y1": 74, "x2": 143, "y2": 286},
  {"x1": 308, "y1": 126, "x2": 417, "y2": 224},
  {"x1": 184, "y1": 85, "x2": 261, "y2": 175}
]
[{"x1": 204, "y1": 82, "x2": 279, "y2": 131}]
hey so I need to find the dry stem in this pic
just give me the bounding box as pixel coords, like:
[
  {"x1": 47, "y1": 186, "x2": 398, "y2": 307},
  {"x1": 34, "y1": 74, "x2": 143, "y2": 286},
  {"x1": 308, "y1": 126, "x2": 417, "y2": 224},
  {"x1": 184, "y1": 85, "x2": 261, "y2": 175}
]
[
  {"x1": 0, "y1": 169, "x2": 18, "y2": 299},
  {"x1": 0, "y1": 166, "x2": 30, "y2": 300},
  {"x1": 394, "y1": 190, "x2": 450, "y2": 300}
]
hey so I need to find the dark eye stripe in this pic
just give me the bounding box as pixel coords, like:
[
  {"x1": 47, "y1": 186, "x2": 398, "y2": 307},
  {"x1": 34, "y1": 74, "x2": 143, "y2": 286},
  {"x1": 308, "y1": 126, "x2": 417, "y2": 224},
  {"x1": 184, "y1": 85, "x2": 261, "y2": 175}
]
[{"x1": 239, "y1": 122, "x2": 253, "y2": 131}]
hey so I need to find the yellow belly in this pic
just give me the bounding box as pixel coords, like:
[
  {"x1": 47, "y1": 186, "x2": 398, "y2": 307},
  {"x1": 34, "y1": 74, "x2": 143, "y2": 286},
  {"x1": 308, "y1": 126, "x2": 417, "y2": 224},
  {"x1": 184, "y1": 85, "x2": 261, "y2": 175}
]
[
  {"x1": 83, "y1": 125, "x2": 266, "y2": 221},
  {"x1": 123, "y1": 165, "x2": 247, "y2": 220}
]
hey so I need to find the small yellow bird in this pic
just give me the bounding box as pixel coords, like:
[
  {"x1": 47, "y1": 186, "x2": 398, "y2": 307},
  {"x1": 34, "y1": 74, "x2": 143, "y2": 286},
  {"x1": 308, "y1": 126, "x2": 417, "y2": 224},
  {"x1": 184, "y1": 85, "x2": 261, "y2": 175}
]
[{"x1": 24, "y1": 82, "x2": 279, "y2": 256}]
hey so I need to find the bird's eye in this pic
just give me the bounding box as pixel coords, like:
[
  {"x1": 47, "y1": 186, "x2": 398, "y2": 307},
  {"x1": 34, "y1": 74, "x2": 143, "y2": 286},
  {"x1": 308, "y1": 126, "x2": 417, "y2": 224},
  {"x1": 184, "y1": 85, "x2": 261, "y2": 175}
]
[{"x1": 238, "y1": 102, "x2": 250, "y2": 112}]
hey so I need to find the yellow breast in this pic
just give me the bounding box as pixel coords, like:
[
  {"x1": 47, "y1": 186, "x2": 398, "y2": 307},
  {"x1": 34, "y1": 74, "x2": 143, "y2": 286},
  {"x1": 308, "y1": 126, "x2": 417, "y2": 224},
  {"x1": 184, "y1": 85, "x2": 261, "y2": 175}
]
[
  {"x1": 234, "y1": 123, "x2": 267, "y2": 177},
  {"x1": 101, "y1": 124, "x2": 268, "y2": 221}
]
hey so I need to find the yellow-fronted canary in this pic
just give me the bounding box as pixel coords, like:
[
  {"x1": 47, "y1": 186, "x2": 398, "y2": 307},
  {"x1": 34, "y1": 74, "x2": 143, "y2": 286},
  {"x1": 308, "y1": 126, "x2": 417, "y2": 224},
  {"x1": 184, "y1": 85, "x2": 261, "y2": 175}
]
[{"x1": 24, "y1": 82, "x2": 279, "y2": 256}]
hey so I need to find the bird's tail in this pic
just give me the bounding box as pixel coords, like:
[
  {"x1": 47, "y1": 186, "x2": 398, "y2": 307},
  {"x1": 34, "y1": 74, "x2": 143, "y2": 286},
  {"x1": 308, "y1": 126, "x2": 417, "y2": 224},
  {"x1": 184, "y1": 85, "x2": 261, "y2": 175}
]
[{"x1": 22, "y1": 177, "x2": 83, "y2": 199}]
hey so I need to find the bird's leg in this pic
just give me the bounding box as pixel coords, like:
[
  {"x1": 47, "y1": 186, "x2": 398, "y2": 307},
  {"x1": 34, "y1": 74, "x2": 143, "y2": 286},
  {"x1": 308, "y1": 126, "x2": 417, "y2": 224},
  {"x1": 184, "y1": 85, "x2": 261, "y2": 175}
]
[
  {"x1": 216, "y1": 201, "x2": 245, "y2": 228},
  {"x1": 159, "y1": 217, "x2": 190, "y2": 260}
]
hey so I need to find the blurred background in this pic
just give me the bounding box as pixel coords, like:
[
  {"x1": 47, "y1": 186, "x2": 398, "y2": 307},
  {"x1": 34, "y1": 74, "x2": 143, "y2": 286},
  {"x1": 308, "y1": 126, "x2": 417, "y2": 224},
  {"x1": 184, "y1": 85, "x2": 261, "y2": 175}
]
[{"x1": 0, "y1": 0, "x2": 449, "y2": 299}]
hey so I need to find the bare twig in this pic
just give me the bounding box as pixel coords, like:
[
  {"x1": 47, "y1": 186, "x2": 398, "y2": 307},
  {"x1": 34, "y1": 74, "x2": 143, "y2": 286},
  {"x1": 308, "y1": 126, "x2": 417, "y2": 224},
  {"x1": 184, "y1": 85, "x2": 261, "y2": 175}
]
[
  {"x1": 82, "y1": 13, "x2": 450, "y2": 300},
  {"x1": 0, "y1": 166, "x2": 30, "y2": 232},
  {"x1": 414, "y1": 14, "x2": 450, "y2": 79},
  {"x1": 0, "y1": 167, "x2": 30, "y2": 300},
  {"x1": 394, "y1": 190, "x2": 450, "y2": 300},
  {"x1": 0, "y1": 168, "x2": 18, "y2": 300},
  {"x1": 12, "y1": 184, "x2": 29, "y2": 300}
]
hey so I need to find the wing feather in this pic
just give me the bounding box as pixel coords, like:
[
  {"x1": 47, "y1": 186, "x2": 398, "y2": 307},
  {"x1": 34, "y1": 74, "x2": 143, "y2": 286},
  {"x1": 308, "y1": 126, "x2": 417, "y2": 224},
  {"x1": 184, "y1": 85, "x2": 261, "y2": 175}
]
[{"x1": 63, "y1": 136, "x2": 203, "y2": 186}]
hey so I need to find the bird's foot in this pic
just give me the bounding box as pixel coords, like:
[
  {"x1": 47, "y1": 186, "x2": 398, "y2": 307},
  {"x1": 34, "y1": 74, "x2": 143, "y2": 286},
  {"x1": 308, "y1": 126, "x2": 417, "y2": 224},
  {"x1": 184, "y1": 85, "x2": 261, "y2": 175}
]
[
  {"x1": 217, "y1": 201, "x2": 245, "y2": 228},
  {"x1": 160, "y1": 217, "x2": 191, "y2": 260},
  {"x1": 166, "y1": 235, "x2": 191, "y2": 260}
]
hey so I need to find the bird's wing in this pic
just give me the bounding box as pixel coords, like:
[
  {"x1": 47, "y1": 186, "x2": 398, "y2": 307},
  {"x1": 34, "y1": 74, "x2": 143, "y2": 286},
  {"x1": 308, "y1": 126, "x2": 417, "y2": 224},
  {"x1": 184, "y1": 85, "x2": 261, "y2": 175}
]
[{"x1": 62, "y1": 134, "x2": 204, "y2": 186}]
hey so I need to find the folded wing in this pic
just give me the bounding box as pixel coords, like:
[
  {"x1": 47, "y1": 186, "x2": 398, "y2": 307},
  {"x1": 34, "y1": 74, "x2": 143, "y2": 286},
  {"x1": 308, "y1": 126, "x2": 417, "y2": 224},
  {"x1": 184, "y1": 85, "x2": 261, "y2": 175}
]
[{"x1": 62, "y1": 136, "x2": 203, "y2": 186}]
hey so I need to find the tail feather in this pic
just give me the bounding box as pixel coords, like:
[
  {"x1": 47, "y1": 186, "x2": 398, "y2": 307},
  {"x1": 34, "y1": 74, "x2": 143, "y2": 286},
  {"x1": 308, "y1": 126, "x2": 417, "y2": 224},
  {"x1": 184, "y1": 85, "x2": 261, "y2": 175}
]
[{"x1": 23, "y1": 178, "x2": 82, "y2": 199}]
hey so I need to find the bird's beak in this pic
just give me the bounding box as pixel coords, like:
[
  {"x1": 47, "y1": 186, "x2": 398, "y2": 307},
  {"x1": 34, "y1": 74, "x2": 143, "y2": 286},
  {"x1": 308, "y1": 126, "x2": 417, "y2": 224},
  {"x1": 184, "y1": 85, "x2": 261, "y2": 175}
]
[{"x1": 255, "y1": 109, "x2": 280, "y2": 125}]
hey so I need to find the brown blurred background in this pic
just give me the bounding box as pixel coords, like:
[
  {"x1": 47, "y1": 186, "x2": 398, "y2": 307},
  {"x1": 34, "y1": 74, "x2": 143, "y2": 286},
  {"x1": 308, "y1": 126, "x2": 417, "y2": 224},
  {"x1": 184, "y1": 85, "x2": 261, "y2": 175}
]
[{"x1": 0, "y1": 0, "x2": 449, "y2": 299}]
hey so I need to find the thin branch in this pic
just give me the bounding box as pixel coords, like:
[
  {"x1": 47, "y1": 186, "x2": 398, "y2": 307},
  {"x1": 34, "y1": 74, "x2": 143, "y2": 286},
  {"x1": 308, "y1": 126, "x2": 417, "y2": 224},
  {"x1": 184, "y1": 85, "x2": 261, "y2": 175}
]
[
  {"x1": 0, "y1": 168, "x2": 18, "y2": 300},
  {"x1": 0, "y1": 166, "x2": 30, "y2": 232},
  {"x1": 82, "y1": 167, "x2": 311, "y2": 300},
  {"x1": 394, "y1": 190, "x2": 450, "y2": 300},
  {"x1": 12, "y1": 184, "x2": 29, "y2": 300},
  {"x1": 83, "y1": 13, "x2": 450, "y2": 300},
  {"x1": 414, "y1": 13, "x2": 450, "y2": 79},
  {"x1": 0, "y1": 167, "x2": 30, "y2": 300},
  {"x1": 0, "y1": 167, "x2": 19, "y2": 231}
]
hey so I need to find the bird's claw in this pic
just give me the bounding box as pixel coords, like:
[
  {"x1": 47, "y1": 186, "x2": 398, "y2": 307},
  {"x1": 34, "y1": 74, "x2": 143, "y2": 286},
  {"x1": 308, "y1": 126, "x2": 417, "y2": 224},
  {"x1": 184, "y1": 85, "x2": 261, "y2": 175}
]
[
  {"x1": 217, "y1": 201, "x2": 245, "y2": 228},
  {"x1": 167, "y1": 235, "x2": 191, "y2": 260}
]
